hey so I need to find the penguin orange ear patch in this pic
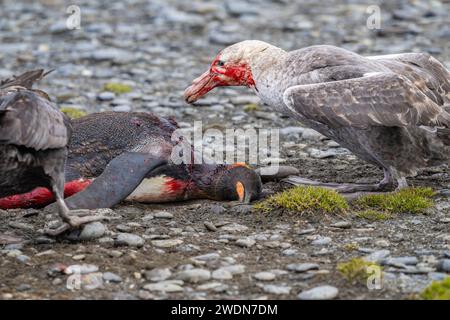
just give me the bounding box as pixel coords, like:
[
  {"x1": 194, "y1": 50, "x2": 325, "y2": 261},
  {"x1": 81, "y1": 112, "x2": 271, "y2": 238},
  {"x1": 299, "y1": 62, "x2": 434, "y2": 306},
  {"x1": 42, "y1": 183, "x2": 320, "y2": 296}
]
[{"x1": 236, "y1": 181, "x2": 245, "y2": 202}]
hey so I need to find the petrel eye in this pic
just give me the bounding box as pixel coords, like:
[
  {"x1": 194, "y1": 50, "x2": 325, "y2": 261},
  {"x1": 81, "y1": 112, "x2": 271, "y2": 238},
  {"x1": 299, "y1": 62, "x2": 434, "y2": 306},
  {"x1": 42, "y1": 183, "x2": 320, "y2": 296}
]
[{"x1": 216, "y1": 60, "x2": 225, "y2": 67}]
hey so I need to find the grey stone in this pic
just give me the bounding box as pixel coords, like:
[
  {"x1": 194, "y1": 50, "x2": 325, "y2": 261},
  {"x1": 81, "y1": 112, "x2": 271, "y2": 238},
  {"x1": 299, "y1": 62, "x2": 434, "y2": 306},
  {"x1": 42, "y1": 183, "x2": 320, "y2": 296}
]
[
  {"x1": 287, "y1": 263, "x2": 319, "y2": 273},
  {"x1": 176, "y1": 269, "x2": 211, "y2": 283},
  {"x1": 115, "y1": 233, "x2": 145, "y2": 247},
  {"x1": 145, "y1": 268, "x2": 172, "y2": 282},
  {"x1": 298, "y1": 285, "x2": 339, "y2": 300}
]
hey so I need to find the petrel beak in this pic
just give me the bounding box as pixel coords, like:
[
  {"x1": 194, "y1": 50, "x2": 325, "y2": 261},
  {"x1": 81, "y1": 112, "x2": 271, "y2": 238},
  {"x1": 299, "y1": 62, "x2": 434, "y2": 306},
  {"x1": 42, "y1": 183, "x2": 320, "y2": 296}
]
[{"x1": 184, "y1": 70, "x2": 219, "y2": 104}]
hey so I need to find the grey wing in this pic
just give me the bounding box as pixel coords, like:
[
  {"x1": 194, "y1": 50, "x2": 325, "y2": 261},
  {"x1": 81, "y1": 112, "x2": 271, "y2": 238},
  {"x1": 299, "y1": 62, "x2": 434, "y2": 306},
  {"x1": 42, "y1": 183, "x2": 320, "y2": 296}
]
[
  {"x1": 0, "y1": 90, "x2": 71, "y2": 150},
  {"x1": 282, "y1": 72, "x2": 450, "y2": 130}
]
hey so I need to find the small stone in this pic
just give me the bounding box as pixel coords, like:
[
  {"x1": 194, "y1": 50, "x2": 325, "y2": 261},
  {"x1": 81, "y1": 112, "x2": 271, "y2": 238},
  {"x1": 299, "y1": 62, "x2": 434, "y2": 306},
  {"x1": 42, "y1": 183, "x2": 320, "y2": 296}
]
[
  {"x1": 145, "y1": 268, "x2": 172, "y2": 282},
  {"x1": 298, "y1": 228, "x2": 315, "y2": 235},
  {"x1": 176, "y1": 269, "x2": 211, "y2": 283},
  {"x1": 78, "y1": 222, "x2": 106, "y2": 240},
  {"x1": 154, "y1": 211, "x2": 173, "y2": 219},
  {"x1": 97, "y1": 91, "x2": 115, "y2": 101},
  {"x1": 364, "y1": 250, "x2": 391, "y2": 263},
  {"x1": 331, "y1": 221, "x2": 352, "y2": 229},
  {"x1": 298, "y1": 285, "x2": 339, "y2": 300},
  {"x1": 219, "y1": 223, "x2": 248, "y2": 232},
  {"x1": 210, "y1": 205, "x2": 226, "y2": 215},
  {"x1": 436, "y1": 259, "x2": 450, "y2": 272},
  {"x1": 142, "y1": 214, "x2": 154, "y2": 221},
  {"x1": 311, "y1": 236, "x2": 332, "y2": 246},
  {"x1": 72, "y1": 254, "x2": 85, "y2": 261},
  {"x1": 236, "y1": 238, "x2": 256, "y2": 248},
  {"x1": 115, "y1": 233, "x2": 145, "y2": 247},
  {"x1": 282, "y1": 249, "x2": 298, "y2": 256},
  {"x1": 204, "y1": 221, "x2": 217, "y2": 232},
  {"x1": 287, "y1": 263, "x2": 319, "y2": 273},
  {"x1": 197, "y1": 282, "x2": 224, "y2": 291},
  {"x1": 382, "y1": 257, "x2": 419, "y2": 266},
  {"x1": 64, "y1": 264, "x2": 99, "y2": 275},
  {"x1": 253, "y1": 272, "x2": 276, "y2": 281},
  {"x1": 256, "y1": 166, "x2": 300, "y2": 182},
  {"x1": 216, "y1": 265, "x2": 246, "y2": 275},
  {"x1": 212, "y1": 269, "x2": 233, "y2": 280},
  {"x1": 143, "y1": 281, "x2": 184, "y2": 293},
  {"x1": 263, "y1": 284, "x2": 291, "y2": 295},
  {"x1": 103, "y1": 272, "x2": 122, "y2": 283},
  {"x1": 193, "y1": 253, "x2": 221, "y2": 261},
  {"x1": 151, "y1": 239, "x2": 183, "y2": 248}
]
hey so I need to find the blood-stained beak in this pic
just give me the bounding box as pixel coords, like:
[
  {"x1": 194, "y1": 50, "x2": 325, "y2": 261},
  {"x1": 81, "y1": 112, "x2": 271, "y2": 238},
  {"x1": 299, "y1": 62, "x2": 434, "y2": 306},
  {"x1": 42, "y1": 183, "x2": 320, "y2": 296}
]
[{"x1": 184, "y1": 70, "x2": 220, "y2": 104}]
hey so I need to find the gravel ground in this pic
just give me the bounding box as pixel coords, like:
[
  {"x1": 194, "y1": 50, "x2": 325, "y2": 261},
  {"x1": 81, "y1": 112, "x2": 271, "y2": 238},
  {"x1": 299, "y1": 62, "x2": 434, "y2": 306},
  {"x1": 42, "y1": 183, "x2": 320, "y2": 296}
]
[{"x1": 0, "y1": 0, "x2": 450, "y2": 300}]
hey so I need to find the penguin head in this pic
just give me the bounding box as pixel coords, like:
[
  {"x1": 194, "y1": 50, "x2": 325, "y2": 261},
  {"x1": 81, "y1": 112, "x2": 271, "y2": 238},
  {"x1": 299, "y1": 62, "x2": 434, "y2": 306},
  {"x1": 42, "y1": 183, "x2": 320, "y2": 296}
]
[{"x1": 210, "y1": 163, "x2": 262, "y2": 203}]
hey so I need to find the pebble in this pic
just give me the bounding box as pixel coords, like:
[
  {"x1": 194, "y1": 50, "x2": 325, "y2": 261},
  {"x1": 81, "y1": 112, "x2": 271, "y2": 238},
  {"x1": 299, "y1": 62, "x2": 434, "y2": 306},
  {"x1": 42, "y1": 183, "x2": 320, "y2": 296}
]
[
  {"x1": 204, "y1": 221, "x2": 218, "y2": 232},
  {"x1": 311, "y1": 236, "x2": 332, "y2": 246},
  {"x1": 77, "y1": 222, "x2": 106, "y2": 240},
  {"x1": 298, "y1": 285, "x2": 339, "y2": 300},
  {"x1": 103, "y1": 272, "x2": 123, "y2": 283},
  {"x1": 436, "y1": 259, "x2": 450, "y2": 272},
  {"x1": 143, "y1": 281, "x2": 184, "y2": 293},
  {"x1": 286, "y1": 263, "x2": 319, "y2": 273},
  {"x1": 216, "y1": 265, "x2": 246, "y2": 275},
  {"x1": 151, "y1": 239, "x2": 183, "y2": 248},
  {"x1": 331, "y1": 221, "x2": 352, "y2": 229},
  {"x1": 236, "y1": 238, "x2": 256, "y2": 248},
  {"x1": 193, "y1": 253, "x2": 221, "y2": 261},
  {"x1": 263, "y1": 284, "x2": 291, "y2": 295},
  {"x1": 145, "y1": 268, "x2": 172, "y2": 282},
  {"x1": 282, "y1": 248, "x2": 298, "y2": 256},
  {"x1": 210, "y1": 205, "x2": 227, "y2": 215},
  {"x1": 382, "y1": 257, "x2": 419, "y2": 266},
  {"x1": 175, "y1": 269, "x2": 211, "y2": 283},
  {"x1": 364, "y1": 250, "x2": 391, "y2": 263},
  {"x1": 97, "y1": 91, "x2": 115, "y2": 101},
  {"x1": 212, "y1": 269, "x2": 233, "y2": 280},
  {"x1": 115, "y1": 233, "x2": 145, "y2": 247},
  {"x1": 154, "y1": 211, "x2": 173, "y2": 219},
  {"x1": 219, "y1": 223, "x2": 249, "y2": 232},
  {"x1": 253, "y1": 272, "x2": 276, "y2": 281},
  {"x1": 64, "y1": 264, "x2": 99, "y2": 275},
  {"x1": 256, "y1": 166, "x2": 300, "y2": 182}
]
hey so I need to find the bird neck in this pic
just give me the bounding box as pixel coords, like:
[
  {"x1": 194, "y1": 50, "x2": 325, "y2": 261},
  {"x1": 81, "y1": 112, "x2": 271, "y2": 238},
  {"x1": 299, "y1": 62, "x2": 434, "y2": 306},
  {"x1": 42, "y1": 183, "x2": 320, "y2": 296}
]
[{"x1": 248, "y1": 46, "x2": 289, "y2": 107}]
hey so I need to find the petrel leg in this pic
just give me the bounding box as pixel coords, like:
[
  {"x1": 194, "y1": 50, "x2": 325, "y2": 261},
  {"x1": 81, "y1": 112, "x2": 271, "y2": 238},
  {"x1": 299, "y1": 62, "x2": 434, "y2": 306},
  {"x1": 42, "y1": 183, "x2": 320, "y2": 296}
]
[{"x1": 54, "y1": 152, "x2": 167, "y2": 210}]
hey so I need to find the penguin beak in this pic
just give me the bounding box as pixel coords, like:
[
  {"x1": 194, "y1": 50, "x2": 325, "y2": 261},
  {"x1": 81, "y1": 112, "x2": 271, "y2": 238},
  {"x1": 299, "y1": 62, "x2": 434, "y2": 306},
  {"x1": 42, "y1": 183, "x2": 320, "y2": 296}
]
[{"x1": 236, "y1": 181, "x2": 251, "y2": 203}]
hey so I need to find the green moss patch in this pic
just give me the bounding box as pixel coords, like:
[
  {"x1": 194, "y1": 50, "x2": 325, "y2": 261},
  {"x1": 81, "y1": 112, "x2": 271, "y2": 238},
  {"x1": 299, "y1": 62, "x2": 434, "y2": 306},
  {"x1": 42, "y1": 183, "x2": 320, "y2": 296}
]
[
  {"x1": 355, "y1": 209, "x2": 391, "y2": 221},
  {"x1": 244, "y1": 103, "x2": 259, "y2": 112},
  {"x1": 254, "y1": 186, "x2": 349, "y2": 215},
  {"x1": 60, "y1": 107, "x2": 87, "y2": 119},
  {"x1": 337, "y1": 258, "x2": 382, "y2": 284},
  {"x1": 420, "y1": 277, "x2": 450, "y2": 300},
  {"x1": 354, "y1": 187, "x2": 434, "y2": 214},
  {"x1": 103, "y1": 82, "x2": 132, "y2": 94}
]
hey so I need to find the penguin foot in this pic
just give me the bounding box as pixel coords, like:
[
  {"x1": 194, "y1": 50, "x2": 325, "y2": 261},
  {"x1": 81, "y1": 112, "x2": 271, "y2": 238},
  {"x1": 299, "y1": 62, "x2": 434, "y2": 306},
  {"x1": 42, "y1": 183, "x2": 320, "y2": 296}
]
[{"x1": 281, "y1": 176, "x2": 393, "y2": 193}]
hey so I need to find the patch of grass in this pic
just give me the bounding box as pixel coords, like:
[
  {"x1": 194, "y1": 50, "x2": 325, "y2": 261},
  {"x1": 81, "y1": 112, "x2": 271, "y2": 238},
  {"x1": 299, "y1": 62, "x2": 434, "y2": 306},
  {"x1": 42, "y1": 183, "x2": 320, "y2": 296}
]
[
  {"x1": 60, "y1": 107, "x2": 87, "y2": 119},
  {"x1": 342, "y1": 243, "x2": 359, "y2": 251},
  {"x1": 103, "y1": 82, "x2": 132, "y2": 94},
  {"x1": 337, "y1": 258, "x2": 382, "y2": 284},
  {"x1": 420, "y1": 277, "x2": 450, "y2": 300},
  {"x1": 355, "y1": 209, "x2": 391, "y2": 221},
  {"x1": 254, "y1": 186, "x2": 349, "y2": 215},
  {"x1": 354, "y1": 187, "x2": 434, "y2": 214},
  {"x1": 244, "y1": 103, "x2": 259, "y2": 112}
]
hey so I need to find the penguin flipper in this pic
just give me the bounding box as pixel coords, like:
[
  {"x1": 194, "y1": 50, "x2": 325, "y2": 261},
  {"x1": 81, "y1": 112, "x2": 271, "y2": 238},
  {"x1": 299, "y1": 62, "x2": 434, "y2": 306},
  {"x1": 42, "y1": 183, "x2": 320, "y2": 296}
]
[{"x1": 55, "y1": 152, "x2": 167, "y2": 210}]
